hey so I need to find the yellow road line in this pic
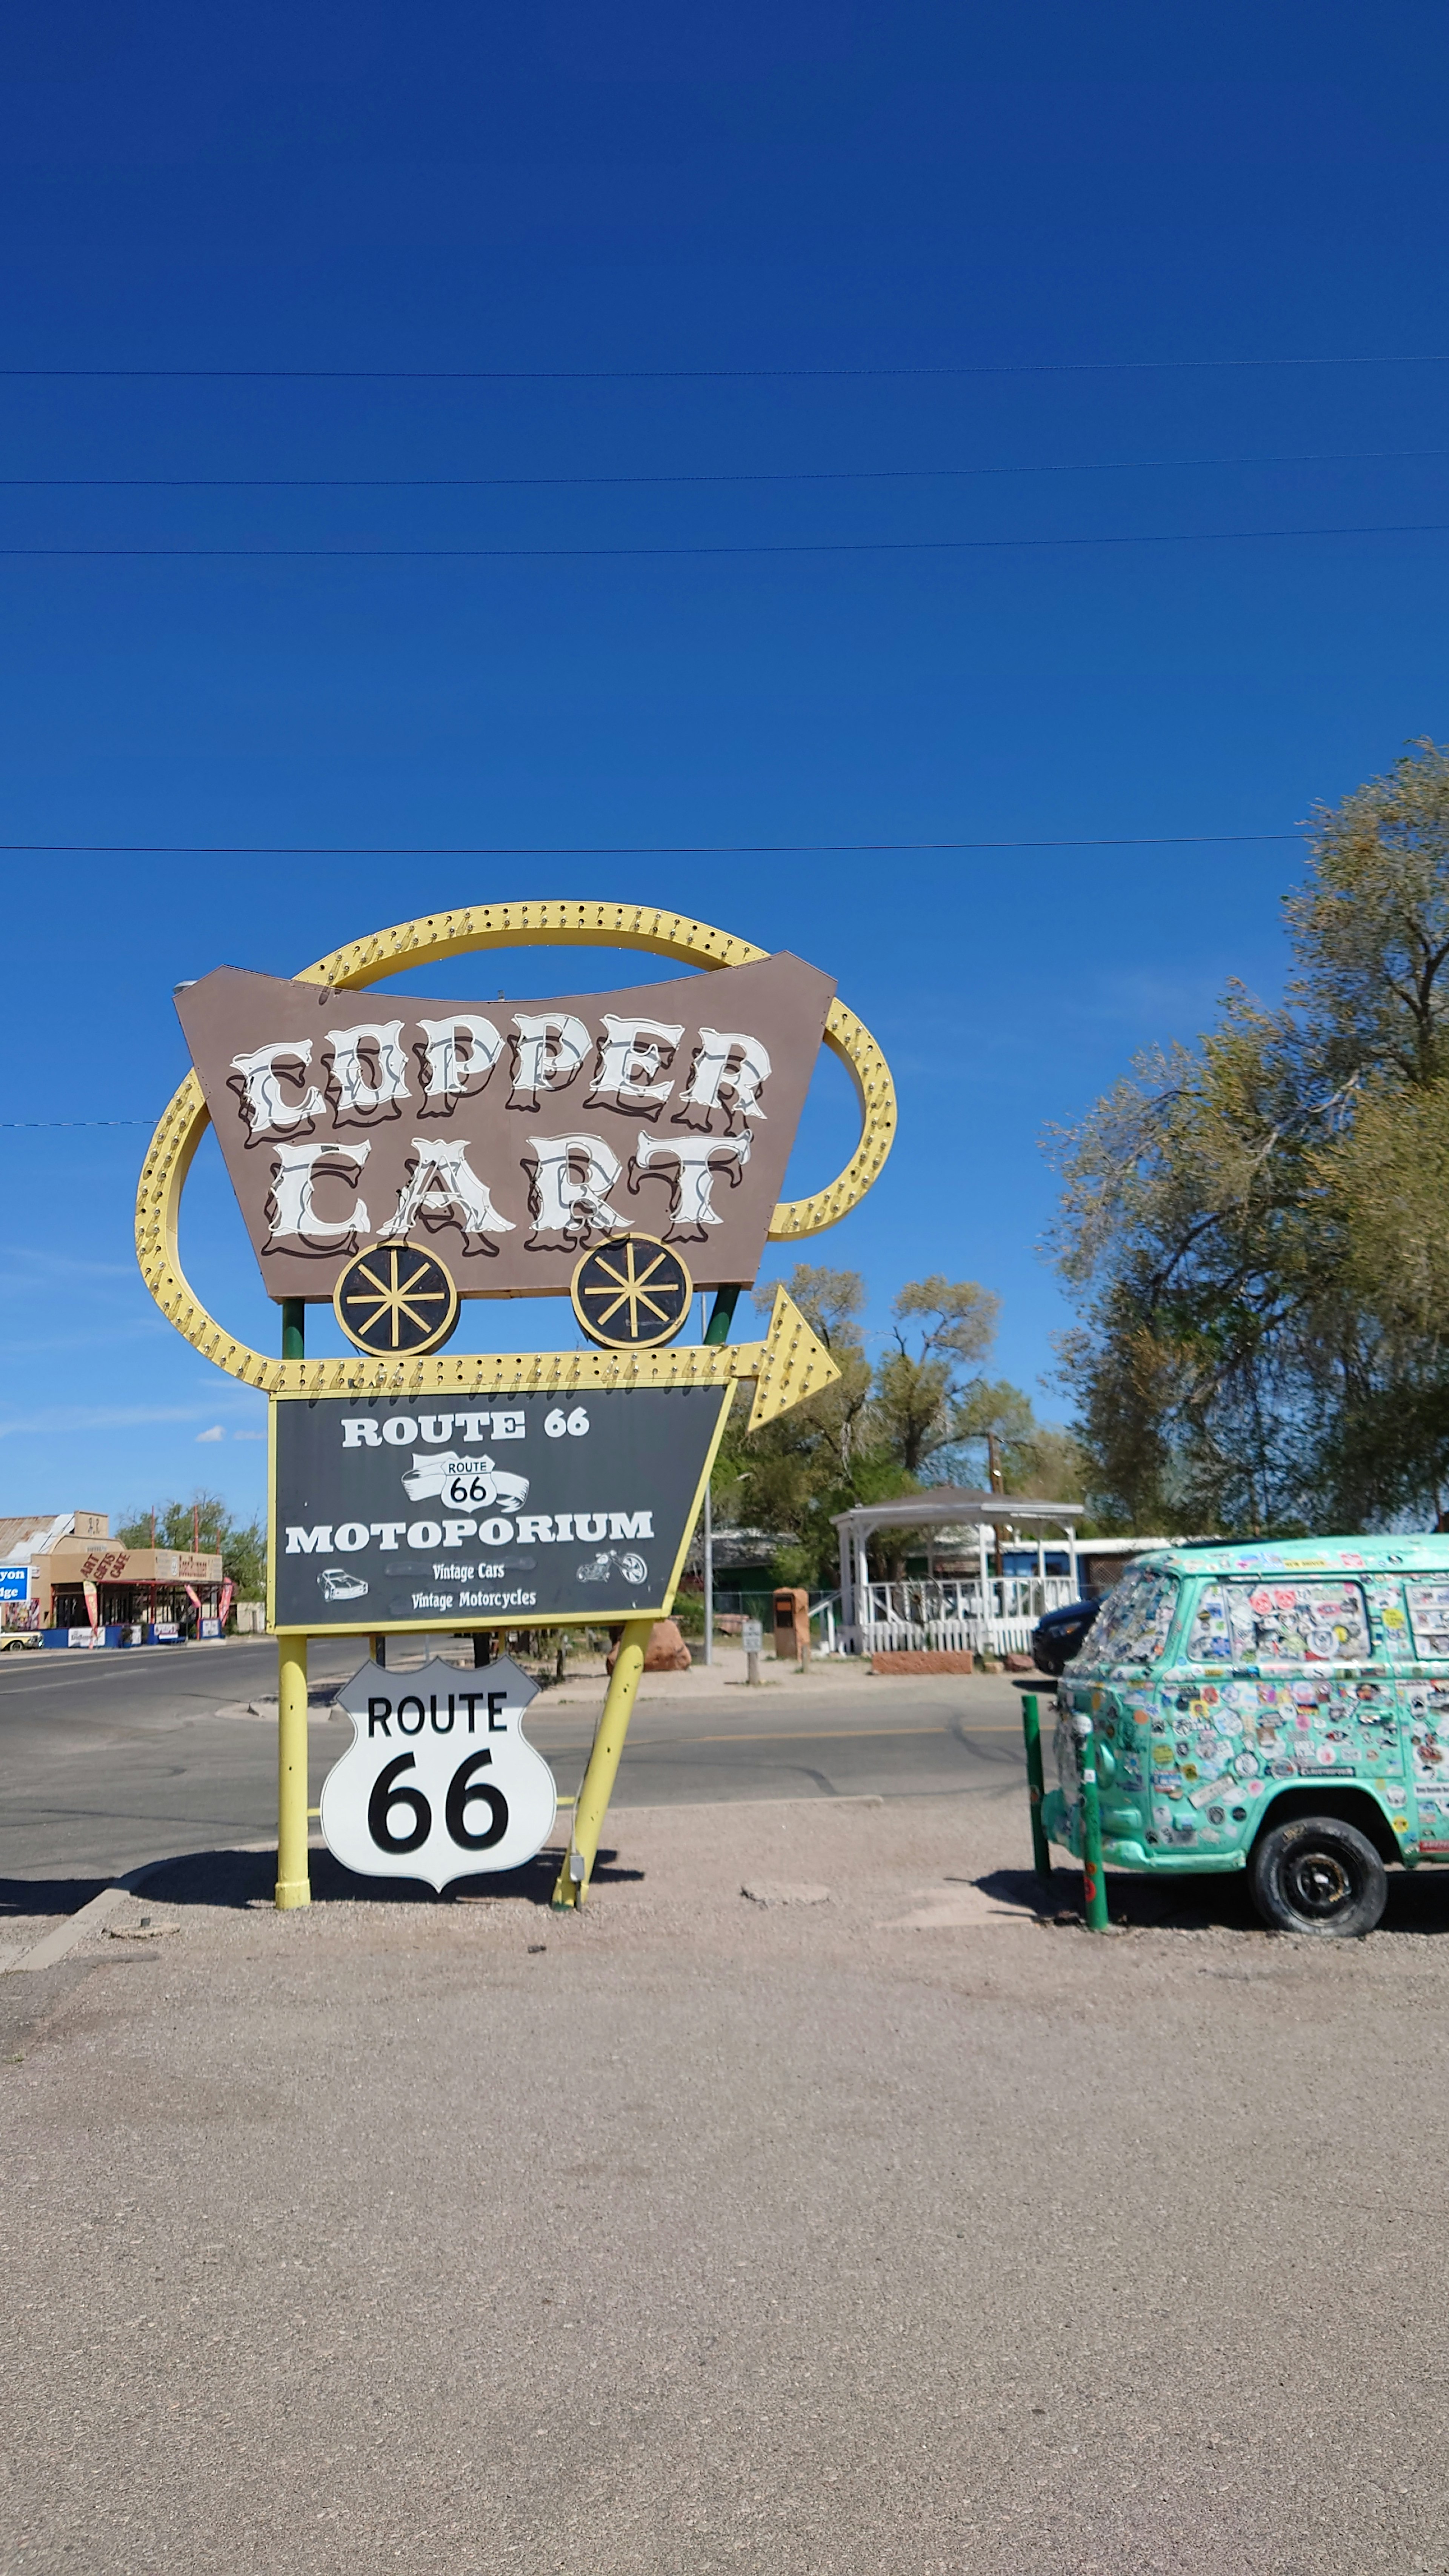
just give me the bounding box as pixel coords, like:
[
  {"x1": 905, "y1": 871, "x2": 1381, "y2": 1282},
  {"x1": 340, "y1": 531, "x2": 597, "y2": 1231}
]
[
  {"x1": 691, "y1": 1723, "x2": 1026, "y2": 1744},
  {"x1": 693, "y1": 1724, "x2": 945, "y2": 1744},
  {"x1": 527, "y1": 1722, "x2": 1026, "y2": 1747}
]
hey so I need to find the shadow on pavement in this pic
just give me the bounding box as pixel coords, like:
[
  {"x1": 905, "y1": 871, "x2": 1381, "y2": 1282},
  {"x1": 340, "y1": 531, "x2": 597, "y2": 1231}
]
[
  {"x1": 130, "y1": 1844, "x2": 643, "y2": 1911},
  {"x1": 976, "y1": 1861, "x2": 1449, "y2": 1935},
  {"x1": 0, "y1": 1876, "x2": 114, "y2": 1922},
  {"x1": 2, "y1": 1849, "x2": 644, "y2": 1919}
]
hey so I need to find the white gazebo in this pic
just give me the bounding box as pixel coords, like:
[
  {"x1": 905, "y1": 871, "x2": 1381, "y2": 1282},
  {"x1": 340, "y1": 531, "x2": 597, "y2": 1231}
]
[{"x1": 833, "y1": 1488, "x2": 1086, "y2": 1657}]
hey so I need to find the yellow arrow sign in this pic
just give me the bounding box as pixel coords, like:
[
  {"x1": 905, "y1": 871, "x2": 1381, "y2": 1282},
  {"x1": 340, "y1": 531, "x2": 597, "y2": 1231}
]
[{"x1": 194, "y1": 1281, "x2": 837, "y2": 1430}]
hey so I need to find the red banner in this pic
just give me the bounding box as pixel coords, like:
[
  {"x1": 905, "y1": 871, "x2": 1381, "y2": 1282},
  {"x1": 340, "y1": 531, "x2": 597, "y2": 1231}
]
[
  {"x1": 185, "y1": 1585, "x2": 204, "y2": 1613},
  {"x1": 218, "y1": 1578, "x2": 235, "y2": 1628},
  {"x1": 82, "y1": 1579, "x2": 100, "y2": 1634}
]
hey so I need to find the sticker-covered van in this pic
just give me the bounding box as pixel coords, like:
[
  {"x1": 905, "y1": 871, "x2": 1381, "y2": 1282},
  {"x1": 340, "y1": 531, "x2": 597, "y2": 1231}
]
[{"x1": 1039, "y1": 1535, "x2": 1449, "y2": 1935}]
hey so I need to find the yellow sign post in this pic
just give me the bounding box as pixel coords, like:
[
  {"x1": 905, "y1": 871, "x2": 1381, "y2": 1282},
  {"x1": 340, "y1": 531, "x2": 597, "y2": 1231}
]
[{"x1": 135, "y1": 901, "x2": 895, "y2": 1911}]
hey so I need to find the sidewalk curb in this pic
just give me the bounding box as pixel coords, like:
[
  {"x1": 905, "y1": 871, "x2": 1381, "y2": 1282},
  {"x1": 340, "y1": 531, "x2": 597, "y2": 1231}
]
[
  {"x1": 2, "y1": 1884, "x2": 136, "y2": 1973},
  {"x1": 0, "y1": 1854, "x2": 186, "y2": 1975}
]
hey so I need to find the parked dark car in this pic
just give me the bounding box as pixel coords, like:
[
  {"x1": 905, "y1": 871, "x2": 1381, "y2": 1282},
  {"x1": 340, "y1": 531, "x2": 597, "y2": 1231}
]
[{"x1": 1030, "y1": 1598, "x2": 1099, "y2": 1676}]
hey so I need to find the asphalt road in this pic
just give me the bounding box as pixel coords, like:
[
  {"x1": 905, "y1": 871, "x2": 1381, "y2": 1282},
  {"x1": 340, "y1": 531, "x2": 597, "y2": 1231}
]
[{"x1": 0, "y1": 1637, "x2": 1031, "y2": 1893}]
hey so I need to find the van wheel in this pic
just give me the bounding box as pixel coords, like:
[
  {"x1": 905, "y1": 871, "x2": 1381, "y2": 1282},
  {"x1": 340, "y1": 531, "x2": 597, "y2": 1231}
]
[{"x1": 1248, "y1": 1816, "x2": 1387, "y2": 1936}]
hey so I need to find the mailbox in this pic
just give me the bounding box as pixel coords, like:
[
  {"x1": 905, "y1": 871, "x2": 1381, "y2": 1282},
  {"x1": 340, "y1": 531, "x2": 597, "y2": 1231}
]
[{"x1": 773, "y1": 1586, "x2": 810, "y2": 1662}]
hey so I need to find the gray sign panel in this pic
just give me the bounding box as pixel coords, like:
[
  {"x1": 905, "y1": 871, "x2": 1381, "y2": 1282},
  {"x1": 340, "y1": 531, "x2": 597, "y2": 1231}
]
[{"x1": 270, "y1": 1387, "x2": 729, "y2": 1630}]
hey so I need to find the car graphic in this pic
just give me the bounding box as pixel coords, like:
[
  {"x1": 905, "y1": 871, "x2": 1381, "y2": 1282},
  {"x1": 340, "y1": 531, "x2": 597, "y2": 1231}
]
[{"x1": 321, "y1": 1567, "x2": 370, "y2": 1602}]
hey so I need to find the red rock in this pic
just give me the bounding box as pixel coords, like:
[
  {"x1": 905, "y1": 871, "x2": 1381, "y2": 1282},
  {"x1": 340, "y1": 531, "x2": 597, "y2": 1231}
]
[{"x1": 606, "y1": 1618, "x2": 692, "y2": 1675}]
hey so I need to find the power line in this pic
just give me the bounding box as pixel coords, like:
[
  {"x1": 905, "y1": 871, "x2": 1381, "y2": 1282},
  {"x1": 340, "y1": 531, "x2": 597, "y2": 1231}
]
[
  {"x1": 3, "y1": 445, "x2": 1446, "y2": 489},
  {"x1": 0, "y1": 832, "x2": 1301, "y2": 855},
  {"x1": 3, "y1": 353, "x2": 1449, "y2": 381},
  {"x1": 0, "y1": 1118, "x2": 145, "y2": 1128},
  {"x1": 3, "y1": 520, "x2": 1446, "y2": 560}
]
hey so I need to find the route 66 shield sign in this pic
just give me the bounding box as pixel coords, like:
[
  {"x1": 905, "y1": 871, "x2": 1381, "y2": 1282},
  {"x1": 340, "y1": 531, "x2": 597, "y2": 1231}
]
[{"x1": 319, "y1": 1654, "x2": 557, "y2": 1889}]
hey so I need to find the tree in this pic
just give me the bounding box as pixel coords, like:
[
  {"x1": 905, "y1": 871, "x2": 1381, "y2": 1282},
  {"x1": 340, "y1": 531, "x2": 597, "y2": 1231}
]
[
  {"x1": 712, "y1": 1264, "x2": 1077, "y2": 1584},
  {"x1": 116, "y1": 1490, "x2": 268, "y2": 1600},
  {"x1": 1049, "y1": 740, "x2": 1449, "y2": 1533},
  {"x1": 711, "y1": 1264, "x2": 893, "y2": 1586},
  {"x1": 872, "y1": 1277, "x2": 999, "y2": 1473}
]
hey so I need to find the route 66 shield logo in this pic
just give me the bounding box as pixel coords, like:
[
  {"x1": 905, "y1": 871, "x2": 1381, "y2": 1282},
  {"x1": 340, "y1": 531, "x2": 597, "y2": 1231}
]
[{"x1": 320, "y1": 1654, "x2": 557, "y2": 1890}]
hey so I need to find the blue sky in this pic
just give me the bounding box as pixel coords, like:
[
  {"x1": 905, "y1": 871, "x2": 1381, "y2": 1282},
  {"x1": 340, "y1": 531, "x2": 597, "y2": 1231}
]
[{"x1": 2, "y1": 0, "x2": 1447, "y2": 1530}]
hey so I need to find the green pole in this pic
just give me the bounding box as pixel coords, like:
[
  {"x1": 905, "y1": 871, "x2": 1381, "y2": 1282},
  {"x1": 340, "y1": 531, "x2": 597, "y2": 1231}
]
[
  {"x1": 1020, "y1": 1692, "x2": 1053, "y2": 1884},
  {"x1": 1076, "y1": 1710, "x2": 1111, "y2": 1931},
  {"x1": 275, "y1": 1296, "x2": 309, "y2": 1907},
  {"x1": 703, "y1": 1285, "x2": 741, "y2": 1345}
]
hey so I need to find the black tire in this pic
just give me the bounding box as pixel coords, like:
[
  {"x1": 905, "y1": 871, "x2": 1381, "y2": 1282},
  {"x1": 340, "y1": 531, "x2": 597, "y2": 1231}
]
[{"x1": 1248, "y1": 1815, "x2": 1387, "y2": 1937}]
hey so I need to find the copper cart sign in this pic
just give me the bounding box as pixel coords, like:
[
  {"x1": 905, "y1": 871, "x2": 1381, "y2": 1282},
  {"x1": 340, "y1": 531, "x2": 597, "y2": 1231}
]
[
  {"x1": 174, "y1": 950, "x2": 834, "y2": 1304},
  {"x1": 136, "y1": 900, "x2": 896, "y2": 1913}
]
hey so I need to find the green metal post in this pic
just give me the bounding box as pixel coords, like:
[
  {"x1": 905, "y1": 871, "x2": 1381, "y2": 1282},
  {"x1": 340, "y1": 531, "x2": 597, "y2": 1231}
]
[
  {"x1": 1020, "y1": 1692, "x2": 1053, "y2": 1884},
  {"x1": 281, "y1": 1299, "x2": 305, "y2": 1360},
  {"x1": 1076, "y1": 1710, "x2": 1111, "y2": 1931},
  {"x1": 703, "y1": 1285, "x2": 741, "y2": 1345}
]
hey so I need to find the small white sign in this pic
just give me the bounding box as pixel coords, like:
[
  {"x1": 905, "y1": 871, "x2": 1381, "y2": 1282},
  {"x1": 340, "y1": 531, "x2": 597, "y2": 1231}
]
[
  {"x1": 741, "y1": 1618, "x2": 763, "y2": 1654},
  {"x1": 320, "y1": 1653, "x2": 557, "y2": 1891}
]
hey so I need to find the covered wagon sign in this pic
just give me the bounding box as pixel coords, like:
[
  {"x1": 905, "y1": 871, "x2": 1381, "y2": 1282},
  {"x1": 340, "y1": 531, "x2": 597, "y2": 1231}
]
[{"x1": 174, "y1": 951, "x2": 834, "y2": 1303}]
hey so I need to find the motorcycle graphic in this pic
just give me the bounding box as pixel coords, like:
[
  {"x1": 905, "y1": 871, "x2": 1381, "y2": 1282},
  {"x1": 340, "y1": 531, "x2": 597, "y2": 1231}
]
[{"x1": 576, "y1": 1548, "x2": 649, "y2": 1587}]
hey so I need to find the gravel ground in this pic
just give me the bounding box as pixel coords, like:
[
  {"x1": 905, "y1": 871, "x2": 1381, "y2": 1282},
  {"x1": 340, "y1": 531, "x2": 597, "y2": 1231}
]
[{"x1": 5, "y1": 1792, "x2": 1449, "y2": 2574}]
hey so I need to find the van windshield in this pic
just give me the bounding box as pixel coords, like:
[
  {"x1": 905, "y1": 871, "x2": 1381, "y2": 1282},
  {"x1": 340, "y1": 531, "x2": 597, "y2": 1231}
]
[{"x1": 1079, "y1": 1566, "x2": 1178, "y2": 1667}]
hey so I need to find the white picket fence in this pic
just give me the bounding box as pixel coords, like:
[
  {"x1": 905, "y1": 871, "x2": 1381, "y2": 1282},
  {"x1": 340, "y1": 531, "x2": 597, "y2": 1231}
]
[{"x1": 847, "y1": 1576, "x2": 1075, "y2": 1660}]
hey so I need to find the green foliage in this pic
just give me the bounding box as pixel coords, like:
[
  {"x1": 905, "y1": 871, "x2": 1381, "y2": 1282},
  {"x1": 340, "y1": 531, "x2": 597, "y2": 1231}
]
[
  {"x1": 115, "y1": 1489, "x2": 268, "y2": 1600},
  {"x1": 873, "y1": 1278, "x2": 1000, "y2": 1474},
  {"x1": 711, "y1": 1264, "x2": 891, "y2": 1585},
  {"x1": 1049, "y1": 740, "x2": 1449, "y2": 1534},
  {"x1": 712, "y1": 1263, "x2": 1075, "y2": 1584}
]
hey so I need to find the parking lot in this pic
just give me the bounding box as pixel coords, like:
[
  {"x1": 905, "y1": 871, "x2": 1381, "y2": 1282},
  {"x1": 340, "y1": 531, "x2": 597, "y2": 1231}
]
[{"x1": 10, "y1": 1641, "x2": 1449, "y2": 2572}]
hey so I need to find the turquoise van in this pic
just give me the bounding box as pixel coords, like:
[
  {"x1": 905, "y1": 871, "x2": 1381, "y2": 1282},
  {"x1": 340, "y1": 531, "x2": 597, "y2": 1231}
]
[{"x1": 1039, "y1": 1535, "x2": 1449, "y2": 1935}]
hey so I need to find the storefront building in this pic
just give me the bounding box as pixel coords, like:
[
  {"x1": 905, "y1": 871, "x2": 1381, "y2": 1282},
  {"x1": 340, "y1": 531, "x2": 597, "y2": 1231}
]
[{"x1": 0, "y1": 1513, "x2": 225, "y2": 1642}]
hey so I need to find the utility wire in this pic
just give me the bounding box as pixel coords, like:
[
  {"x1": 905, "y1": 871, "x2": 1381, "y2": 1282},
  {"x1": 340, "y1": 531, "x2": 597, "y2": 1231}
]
[
  {"x1": 4, "y1": 446, "x2": 1447, "y2": 488},
  {"x1": 4, "y1": 354, "x2": 1449, "y2": 380},
  {"x1": 4, "y1": 520, "x2": 1447, "y2": 558},
  {"x1": 0, "y1": 832, "x2": 1301, "y2": 855},
  {"x1": 0, "y1": 821, "x2": 1303, "y2": 1130}
]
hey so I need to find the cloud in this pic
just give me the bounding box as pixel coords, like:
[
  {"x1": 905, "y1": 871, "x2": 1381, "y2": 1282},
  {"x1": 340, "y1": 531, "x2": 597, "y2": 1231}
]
[
  {"x1": 196, "y1": 1425, "x2": 226, "y2": 1443},
  {"x1": 0, "y1": 1405, "x2": 216, "y2": 1440},
  {"x1": 7, "y1": 1246, "x2": 138, "y2": 1282}
]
